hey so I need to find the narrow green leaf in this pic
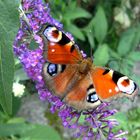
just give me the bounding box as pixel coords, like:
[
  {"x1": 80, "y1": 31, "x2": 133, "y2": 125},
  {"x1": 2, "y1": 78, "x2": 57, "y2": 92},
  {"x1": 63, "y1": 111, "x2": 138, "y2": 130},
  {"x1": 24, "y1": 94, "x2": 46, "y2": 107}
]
[
  {"x1": 117, "y1": 26, "x2": 140, "y2": 56},
  {"x1": 93, "y1": 6, "x2": 108, "y2": 43},
  {"x1": 0, "y1": 0, "x2": 19, "y2": 42},
  {"x1": 0, "y1": 0, "x2": 19, "y2": 114},
  {"x1": 0, "y1": 30, "x2": 14, "y2": 115},
  {"x1": 66, "y1": 24, "x2": 85, "y2": 41},
  {"x1": 113, "y1": 112, "x2": 128, "y2": 129},
  {"x1": 109, "y1": 48, "x2": 121, "y2": 60},
  {"x1": 131, "y1": 24, "x2": 140, "y2": 50},
  {"x1": 78, "y1": 114, "x2": 85, "y2": 123},
  {"x1": 64, "y1": 7, "x2": 91, "y2": 20},
  {"x1": 128, "y1": 52, "x2": 140, "y2": 61},
  {"x1": 0, "y1": 123, "x2": 61, "y2": 140},
  {"x1": 21, "y1": 124, "x2": 61, "y2": 140},
  {"x1": 0, "y1": 123, "x2": 34, "y2": 136},
  {"x1": 94, "y1": 44, "x2": 109, "y2": 66},
  {"x1": 7, "y1": 117, "x2": 25, "y2": 124},
  {"x1": 87, "y1": 31, "x2": 95, "y2": 49}
]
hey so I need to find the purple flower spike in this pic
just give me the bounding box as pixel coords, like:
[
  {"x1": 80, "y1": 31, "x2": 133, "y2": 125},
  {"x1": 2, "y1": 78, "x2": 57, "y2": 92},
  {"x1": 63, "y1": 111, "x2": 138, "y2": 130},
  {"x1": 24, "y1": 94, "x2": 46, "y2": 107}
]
[{"x1": 13, "y1": 0, "x2": 128, "y2": 139}]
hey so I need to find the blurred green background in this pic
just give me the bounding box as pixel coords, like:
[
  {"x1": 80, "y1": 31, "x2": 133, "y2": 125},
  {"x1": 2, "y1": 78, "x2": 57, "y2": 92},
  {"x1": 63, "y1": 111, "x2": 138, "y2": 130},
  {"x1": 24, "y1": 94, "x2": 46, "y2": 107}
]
[{"x1": 0, "y1": 0, "x2": 140, "y2": 139}]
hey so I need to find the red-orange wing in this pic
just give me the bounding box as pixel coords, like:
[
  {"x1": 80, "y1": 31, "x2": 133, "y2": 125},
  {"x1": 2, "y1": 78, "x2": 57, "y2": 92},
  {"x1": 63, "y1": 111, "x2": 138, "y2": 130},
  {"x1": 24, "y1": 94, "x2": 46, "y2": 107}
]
[
  {"x1": 39, "y1": 25, "x2": 83, "y2": 64},
  {"x1": 64, "y1": 73, "x2": 101, "y2": 110},
  {"x1": 45, "y1": 42, "x2": 82, "y2": 64},
  {"x1": 43, "y1": 63, "x2": 80, "y2": 98},
  {"x1": 43, "y1": 62, "x2": 102, "y2": 111},
  {"x1": 91, "y1": 67, "x2": 138, "y2": 101}
]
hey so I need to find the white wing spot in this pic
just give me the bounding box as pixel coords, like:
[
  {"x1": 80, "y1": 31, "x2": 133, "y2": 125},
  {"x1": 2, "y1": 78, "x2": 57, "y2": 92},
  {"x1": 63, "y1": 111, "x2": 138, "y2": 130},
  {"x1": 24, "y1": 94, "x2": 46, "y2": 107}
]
[
  {"x1": 115, "y1": 87, "x2": 119, "y2": 92},
  {"x1": 109, "y1": 89, "x2": 112, "y2": 93},
  {"x1": 50, "y1": 42, "x2": 55, "y2": 46},
  {"x1": 51, "y1": 49, "x2": 55, "y2": 52}
]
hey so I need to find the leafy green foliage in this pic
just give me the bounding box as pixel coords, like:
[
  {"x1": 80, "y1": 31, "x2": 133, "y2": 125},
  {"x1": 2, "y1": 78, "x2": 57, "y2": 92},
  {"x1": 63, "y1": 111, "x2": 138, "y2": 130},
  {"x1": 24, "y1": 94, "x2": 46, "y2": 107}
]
[
  {"x1": 0, "y1": 0, "x2": 19, "y2": 42},
  {"x1": 92, "y1": 6, "x2": 108, "y2": 44},
  {"x1": 21, "y1": 124, "x2": 61, "y2": 140},
  {"x1": 113, "y1": 108, "x2": 140, "y2": 140},
  {"x1": 50, "y1": 1, "x2": 91, "y2": 41},
  {"x1": 117, "y1": 25, "x2": 140, "y2": 57},
  {"x1": 0, "y1": 121, "x2": 61, "y2": 140},
  {"x1": 94, "y1": 44, "x2": 109, "y2": 66},
  {"x1": 0, "y1": 29, "x2": 14, "y2": 115},
  {"x1": 0, "y1": 0, "x2": 19, "y2": 114}
]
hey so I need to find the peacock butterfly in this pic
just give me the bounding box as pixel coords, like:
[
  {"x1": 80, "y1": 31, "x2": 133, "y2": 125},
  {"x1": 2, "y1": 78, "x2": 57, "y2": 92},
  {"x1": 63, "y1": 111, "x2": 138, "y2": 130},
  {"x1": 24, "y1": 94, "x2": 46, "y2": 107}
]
[{"x1": 38, "y1": 24, "x2": 138, "y2": 111}]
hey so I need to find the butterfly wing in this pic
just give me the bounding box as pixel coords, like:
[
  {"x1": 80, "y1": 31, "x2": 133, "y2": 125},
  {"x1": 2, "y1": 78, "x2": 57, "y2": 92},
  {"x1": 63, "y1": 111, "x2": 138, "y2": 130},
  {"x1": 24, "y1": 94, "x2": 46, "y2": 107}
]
[
  {"x1": 64, "y1": 73, "x2": 101, "y2": 110},
  {"x1": 39, "y1": 25, "x2": 83, "y2": 64},
  {"x1": 43, "y1": 62, "x2": 101, "y2": 110},
  {"x1": 43, "y1": 62, "x2": 80, "y2": 98},
  {"x1": 41, "y1": 25, "x2": 138, "y2": 110},
  {"x1": 91, "y1": 67, "x2": 138, "y2": 101}
]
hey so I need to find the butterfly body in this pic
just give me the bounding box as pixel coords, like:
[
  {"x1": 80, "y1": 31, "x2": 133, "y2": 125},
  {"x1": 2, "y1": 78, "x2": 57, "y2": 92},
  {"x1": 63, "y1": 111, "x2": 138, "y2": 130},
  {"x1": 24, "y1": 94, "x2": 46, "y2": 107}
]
[{"x1": 39, "y1": 25, "x2": 139, "y2": 111}]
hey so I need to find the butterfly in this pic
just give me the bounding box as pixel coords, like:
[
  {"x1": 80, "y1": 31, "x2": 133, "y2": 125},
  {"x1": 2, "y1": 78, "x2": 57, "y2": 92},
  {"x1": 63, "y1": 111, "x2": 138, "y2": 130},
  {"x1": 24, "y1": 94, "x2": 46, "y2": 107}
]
[{"x1": 38, "y1": 24, "x2": 139, "y2": 111}]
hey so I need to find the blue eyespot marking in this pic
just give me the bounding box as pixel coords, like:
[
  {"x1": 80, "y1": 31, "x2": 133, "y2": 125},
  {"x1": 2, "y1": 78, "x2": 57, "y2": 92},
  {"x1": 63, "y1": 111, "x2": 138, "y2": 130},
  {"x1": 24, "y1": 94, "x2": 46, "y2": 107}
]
[
  {"x1": 87, "y1": 92, "x2": 99, "y2": 103},
  {"x1": 47, "y1": 63, "x2": 57, "y2": 76}
]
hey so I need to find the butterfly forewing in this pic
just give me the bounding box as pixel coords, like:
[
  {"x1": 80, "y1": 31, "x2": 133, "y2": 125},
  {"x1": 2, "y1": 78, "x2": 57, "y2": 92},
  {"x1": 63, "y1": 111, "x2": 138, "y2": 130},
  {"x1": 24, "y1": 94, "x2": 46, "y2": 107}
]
[
  {"x1": 39, "y1": 25, "x2": 83, "y2": 64},
  {"x1": 43, "y1": 62, "x2": 80, "y2": 98}
]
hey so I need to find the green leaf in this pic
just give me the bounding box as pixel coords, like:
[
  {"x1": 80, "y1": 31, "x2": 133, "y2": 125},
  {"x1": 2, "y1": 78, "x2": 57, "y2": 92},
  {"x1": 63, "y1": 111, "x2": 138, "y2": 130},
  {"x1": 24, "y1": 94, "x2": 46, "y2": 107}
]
[
  {"x1": 0, "y1": 0, "x2": 19, "y2": 42},
  {"x1": 113, "y1": 112, "x2": 128, "y2": 129},
  {"x1": 0, "y1": 123, "x2": 34, "y2": 136},
  {"x1": 7, "y1": 117, "x2": 25, "y2": 124},
  {"x1": 0, "y1": 123, "x2": 61, "y2": 140},
  {"x1": 0, "y1": 29, "x2": 15, "y2": 115},
  {"x1": 128, "y1": 52, "x2": 140, "y2": 61},
  {"x1": 108, "y1": 61, "x2": 120, "y2": 71},
  {"x1": 64, "y1": 7, "x2": 91, "y2": 20},
  {"x1": 12, "y1": 96, "x2": 21, "y2": 115},
  {"x1": 14, "y1": 68, "x2": 29, "y2": 81},
  {"x1": 87, "y1": 31, "x2": 95, "y2": 49},
  {"x1": 66, "y1": 24, "x2": 85, "y2": 41},
  {"x1": 21, "y1": 124, "x2": 61, "y2": 140},
  {"x1": 0, "y1": 0, "x2": 19, "y2": 114},
  {"x1": 93, "y1": 6, "x2": 108, "y2": 43},
  {"x1": 94, "y1": 44, "x2": 109, "y2": 66},
  {"x1": 78, "y1": 114, "x2": 85, "y2": 123},
  {"x1": 109, "y1": 48, "x2": 121, "y2": 60},
  {"x1": 117, "y1": 25, "x2": 140, "y2": 56},
  {"x1": 131, "y1": 75, "x2": 140, "y2": 87}
]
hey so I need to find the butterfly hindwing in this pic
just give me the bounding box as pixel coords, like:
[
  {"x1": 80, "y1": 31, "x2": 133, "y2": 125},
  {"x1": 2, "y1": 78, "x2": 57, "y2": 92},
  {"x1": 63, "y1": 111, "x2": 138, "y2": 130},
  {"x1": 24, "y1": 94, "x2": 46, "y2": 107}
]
[
  {"x1": 64, "y1": 73, "x2": 101, "y2": 110},
  {"x1": 39, "y1": 25, "x2": 83, "y2": 64},
  {"x1": 43, "y1": 62, "x2": 102, "y2": 110},
  {"x1": 91, "y1": 67, "x2": 138, "y2": 101}
]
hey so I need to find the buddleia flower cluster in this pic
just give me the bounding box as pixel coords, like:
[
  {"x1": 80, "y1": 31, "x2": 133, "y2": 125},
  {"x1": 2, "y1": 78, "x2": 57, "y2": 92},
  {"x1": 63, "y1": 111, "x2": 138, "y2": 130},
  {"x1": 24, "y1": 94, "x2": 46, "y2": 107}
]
[{"x1": 13, "y1": 0, "x2": 127, "y2": 139}]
